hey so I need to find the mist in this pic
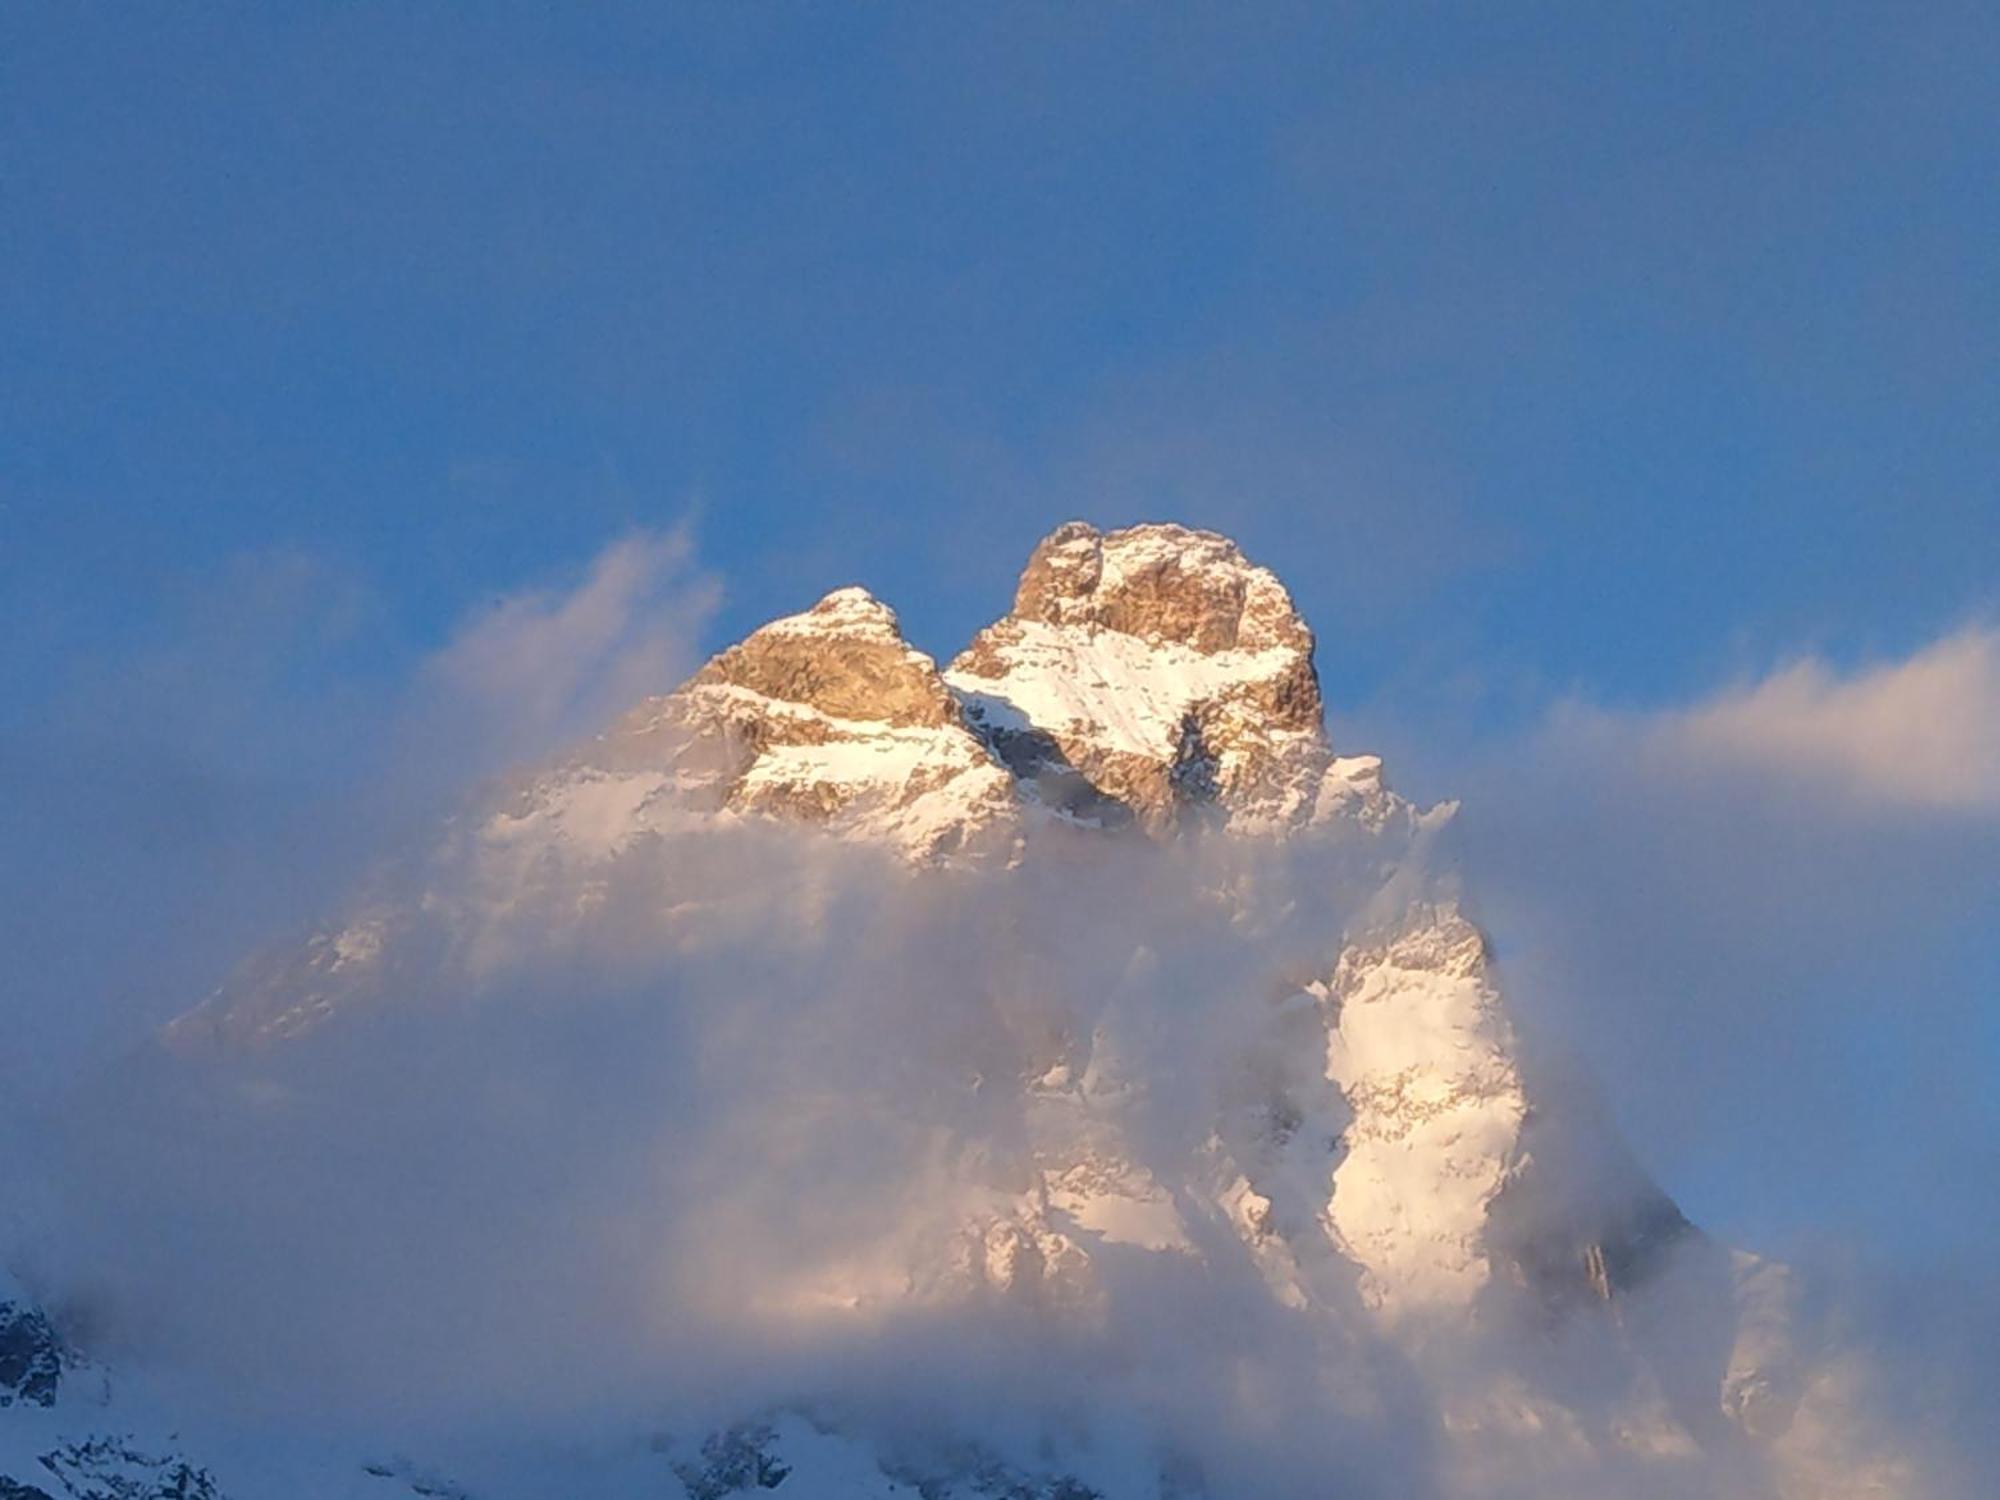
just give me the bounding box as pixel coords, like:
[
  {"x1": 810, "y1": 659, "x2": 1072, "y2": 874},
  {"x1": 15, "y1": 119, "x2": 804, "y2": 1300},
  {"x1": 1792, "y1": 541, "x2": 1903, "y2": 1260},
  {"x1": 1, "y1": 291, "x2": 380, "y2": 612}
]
[{"x1": 3, "y1": 539, "x2": 1995, "y2": 1500}]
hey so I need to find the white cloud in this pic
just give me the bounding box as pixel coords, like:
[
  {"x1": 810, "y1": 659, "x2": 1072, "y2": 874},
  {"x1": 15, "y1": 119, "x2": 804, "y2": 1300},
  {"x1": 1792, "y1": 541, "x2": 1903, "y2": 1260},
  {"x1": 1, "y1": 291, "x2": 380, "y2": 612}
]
[
  {"x1": 0, "y1": 528, "x2": 724, "y2": 1099},
  {"x1": 1565, "y1": 625, "x2": 2000, "y2": 815},
  {"x1": 419, "y1": 526, "x2": 722, "y2": 771}
]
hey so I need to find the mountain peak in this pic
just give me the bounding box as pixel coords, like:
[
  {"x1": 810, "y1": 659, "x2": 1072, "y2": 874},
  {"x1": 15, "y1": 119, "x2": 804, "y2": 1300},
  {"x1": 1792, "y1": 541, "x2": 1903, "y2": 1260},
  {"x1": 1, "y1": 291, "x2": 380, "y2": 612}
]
[
  {"x1": 948, "y1": 521, "x2": 1348, "y2": 833},
  {"x1": 115, "y1": 522, "x2": 1892, "y2": 1500},
  {"x1": 762, "y1": 585, "x2": 904, "y2": 643},
  {"x1": 690, "y1": 586, "x2": 951, "y2": 730},
  {"x1": 1013, "y1": 521, "x2": 1313, "y2": 656}
]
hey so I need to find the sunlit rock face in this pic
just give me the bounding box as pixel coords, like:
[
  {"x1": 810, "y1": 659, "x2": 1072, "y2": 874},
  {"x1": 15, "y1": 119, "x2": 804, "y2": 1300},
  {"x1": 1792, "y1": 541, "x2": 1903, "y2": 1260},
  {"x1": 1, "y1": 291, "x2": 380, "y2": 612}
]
[
  {"x1": 598, "y1": 585, "x2": 1022, "y2": 860},
  {"x1": 56, "y1": 522, "x2": 1921, "y2": 1499},
  {"x1": 947, "y1": 522, "x2": 1394, "y2": 835}
]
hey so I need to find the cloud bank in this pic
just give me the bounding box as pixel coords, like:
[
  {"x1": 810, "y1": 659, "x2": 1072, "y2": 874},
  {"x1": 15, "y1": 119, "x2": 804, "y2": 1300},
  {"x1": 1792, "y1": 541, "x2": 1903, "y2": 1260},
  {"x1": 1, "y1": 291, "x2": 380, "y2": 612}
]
[
  {"x1": 3, "y1": 541, "x2": 1994, "y2": 1499},
  {"x1": 1450, "y1": 625, "x2": 2000, "y2": 1260}
]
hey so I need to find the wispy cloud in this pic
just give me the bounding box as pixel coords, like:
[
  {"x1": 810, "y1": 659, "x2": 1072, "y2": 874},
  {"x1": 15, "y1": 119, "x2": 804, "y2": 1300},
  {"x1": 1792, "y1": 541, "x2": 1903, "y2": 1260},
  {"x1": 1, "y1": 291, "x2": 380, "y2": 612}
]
[
  {"x1": 0, "y1": 528, "x2": 722, "y2": 1092},
  {"x1": 1562, "y1": 625, "x2": 2000, "y2": 815},
  {"x1": 419, "y1": 526, "x2": 722, "y2": 773}
]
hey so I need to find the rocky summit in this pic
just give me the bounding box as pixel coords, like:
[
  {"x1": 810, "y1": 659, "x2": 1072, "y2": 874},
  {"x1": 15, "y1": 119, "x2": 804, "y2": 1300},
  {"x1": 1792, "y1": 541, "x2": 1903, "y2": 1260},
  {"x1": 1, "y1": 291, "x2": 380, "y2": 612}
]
[
  {"x1": 18, "y1": 523, "x2": 1917, "y2": 1500},
  {"x1": 478, "y1": 518, "x2": 1403, "y2": 861},
  {"x1": 948, "y1": 522, "x2": 1381, "y2": 835}
]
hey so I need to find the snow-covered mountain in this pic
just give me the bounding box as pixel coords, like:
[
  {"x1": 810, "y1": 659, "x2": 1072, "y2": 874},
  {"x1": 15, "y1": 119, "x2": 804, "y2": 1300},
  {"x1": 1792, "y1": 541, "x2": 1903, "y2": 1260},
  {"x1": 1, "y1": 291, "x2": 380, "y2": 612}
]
[{"x1": 7, "y1": 524, "x2": 1928, "y2": 1499}]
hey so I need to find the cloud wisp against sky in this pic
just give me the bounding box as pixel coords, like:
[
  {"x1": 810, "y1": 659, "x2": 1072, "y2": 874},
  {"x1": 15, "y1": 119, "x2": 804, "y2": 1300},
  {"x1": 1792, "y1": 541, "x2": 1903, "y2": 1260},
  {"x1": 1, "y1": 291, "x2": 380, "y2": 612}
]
[
  {"x1": 1630, "y1": 626, "x2": 2000, "y2": 815},
  {"x1": 418, "y1": 526, "x2": 722, "y2": 780},
  {"x1": 0, "y1": 530, "x2": 716, "y2": 1095}
]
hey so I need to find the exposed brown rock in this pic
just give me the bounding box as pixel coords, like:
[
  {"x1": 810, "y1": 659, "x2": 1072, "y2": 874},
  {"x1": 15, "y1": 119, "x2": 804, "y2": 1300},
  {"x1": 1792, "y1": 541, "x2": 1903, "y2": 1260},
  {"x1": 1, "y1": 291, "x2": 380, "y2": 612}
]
[
  {"x1": 948, "y1": 521, "x2": 1344, "y2": 833},
  {"x1": 690, "y1": 587, "x2": 958, "y2": 729},
  {"x1": 1013, "y1": 520, "x2": 1316, "y2": 659}
]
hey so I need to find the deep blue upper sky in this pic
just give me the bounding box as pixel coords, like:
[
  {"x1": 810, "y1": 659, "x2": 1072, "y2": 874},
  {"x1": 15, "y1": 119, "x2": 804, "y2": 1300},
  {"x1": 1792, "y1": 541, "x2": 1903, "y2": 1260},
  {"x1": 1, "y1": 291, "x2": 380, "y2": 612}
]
[
  {"x1": 2, "y1": 4, "x2": 1995, "y2": 1261},
  {"x1": 6, "y1": 3, "x2": 1993, "y2": 720}
]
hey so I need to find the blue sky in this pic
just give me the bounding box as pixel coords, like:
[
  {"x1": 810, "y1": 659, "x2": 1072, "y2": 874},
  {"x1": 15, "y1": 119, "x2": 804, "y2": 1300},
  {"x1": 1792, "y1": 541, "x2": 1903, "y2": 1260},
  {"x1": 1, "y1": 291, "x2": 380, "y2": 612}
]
[{"x1": 3, "y1": 5, "x2": 1996, "y2": 1263}]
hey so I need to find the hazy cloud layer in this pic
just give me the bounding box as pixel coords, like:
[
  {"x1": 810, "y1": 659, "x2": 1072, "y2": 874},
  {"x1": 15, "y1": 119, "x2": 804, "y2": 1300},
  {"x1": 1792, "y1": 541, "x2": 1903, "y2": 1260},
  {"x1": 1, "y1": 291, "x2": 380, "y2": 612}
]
[
  {"x1": 19, "y1": 816, "x2": 1988, "y2": 1499},
  {"x1": 0, "y1": 529, "x2": 716, "y2": 1091},
  {"x1": 4, "y1": 541, "x2": 1995, "y2": 1498},
  {"x1": 1447, "y1": 626, "x2": 2000, "y2": 1259}
]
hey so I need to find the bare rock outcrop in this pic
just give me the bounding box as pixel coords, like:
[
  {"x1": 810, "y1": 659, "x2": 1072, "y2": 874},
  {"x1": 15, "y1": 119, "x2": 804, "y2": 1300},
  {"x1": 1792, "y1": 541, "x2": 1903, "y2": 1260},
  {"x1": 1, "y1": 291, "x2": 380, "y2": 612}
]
[
  {"x1": 948, "y1": 522, "x2": 1394, "y2": 834},
  {"x1": 470, "y1": 586, "x2": 1023, "y2": 872}
]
